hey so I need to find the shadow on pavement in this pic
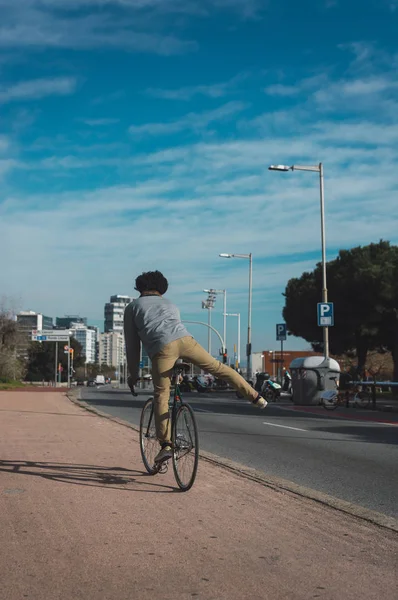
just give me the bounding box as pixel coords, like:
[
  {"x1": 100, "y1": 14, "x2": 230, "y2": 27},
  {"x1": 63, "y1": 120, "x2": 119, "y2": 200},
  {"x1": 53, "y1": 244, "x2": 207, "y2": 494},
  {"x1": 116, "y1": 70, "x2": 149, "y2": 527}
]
[{"x1": 0, "y1": 460, "x2": 177, "y2": 493}]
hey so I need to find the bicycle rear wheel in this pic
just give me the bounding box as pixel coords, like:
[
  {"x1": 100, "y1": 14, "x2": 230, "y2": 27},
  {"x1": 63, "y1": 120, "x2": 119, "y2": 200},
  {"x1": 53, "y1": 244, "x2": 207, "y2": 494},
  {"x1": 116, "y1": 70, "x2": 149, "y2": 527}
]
[
  {"x1": 354, "y1": 391, "x2": 371, "y2": 409},
  {"x1": 140, "y1": 398, "x2": 160, "y2": 475},
  {"x1": 172, "y1": 403, "x2": 199, "y2": 491}
]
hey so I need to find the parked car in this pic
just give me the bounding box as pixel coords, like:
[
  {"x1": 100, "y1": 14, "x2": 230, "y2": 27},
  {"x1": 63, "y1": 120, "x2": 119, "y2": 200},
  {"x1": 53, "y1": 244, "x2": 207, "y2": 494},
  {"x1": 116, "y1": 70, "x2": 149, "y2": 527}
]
[{"x1": 87, "y1": 379, "x2": 95, "y2": 387}]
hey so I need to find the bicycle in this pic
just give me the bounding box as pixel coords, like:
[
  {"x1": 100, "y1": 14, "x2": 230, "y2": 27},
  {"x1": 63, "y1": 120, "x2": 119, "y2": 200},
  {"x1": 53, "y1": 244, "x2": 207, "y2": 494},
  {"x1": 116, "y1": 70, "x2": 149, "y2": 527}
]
[
  {"x1": 135, "y1": 361, "x2": 199, "y2": 492},
  {"x1": 321, "y1": 379, "x2": 371, "y2": 410}
]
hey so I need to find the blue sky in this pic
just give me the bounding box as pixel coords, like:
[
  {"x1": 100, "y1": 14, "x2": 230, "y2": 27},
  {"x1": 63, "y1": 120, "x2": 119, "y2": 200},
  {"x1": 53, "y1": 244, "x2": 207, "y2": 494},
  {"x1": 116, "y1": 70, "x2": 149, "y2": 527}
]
[{"x1": 1, "y1": 0, "x2": 398, "y2": 358}]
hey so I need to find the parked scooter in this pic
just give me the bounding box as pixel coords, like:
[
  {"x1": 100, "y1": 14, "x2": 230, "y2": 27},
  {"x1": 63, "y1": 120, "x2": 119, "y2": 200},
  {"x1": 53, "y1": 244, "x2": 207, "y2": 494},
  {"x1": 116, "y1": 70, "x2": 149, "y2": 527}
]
[
  {"x1": 263, "y1": 378, "x2": 282, "y2": 402},
  {"x1": 192, "y1": 375, "x2": 209, "y2": 393},
  {"x1": 179, "y1": 375, "x2": 195, "y2": 393},
  {"x1": 235, "y1": 372, "x2": 281, "y2": 401}
]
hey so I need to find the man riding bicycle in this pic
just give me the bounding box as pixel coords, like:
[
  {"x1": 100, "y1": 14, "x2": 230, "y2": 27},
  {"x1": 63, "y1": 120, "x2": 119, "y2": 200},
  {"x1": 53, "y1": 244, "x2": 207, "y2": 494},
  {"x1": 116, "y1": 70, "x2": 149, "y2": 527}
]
[{"x1": 124, "y1": 271, "x2": 267, "y2": 464}]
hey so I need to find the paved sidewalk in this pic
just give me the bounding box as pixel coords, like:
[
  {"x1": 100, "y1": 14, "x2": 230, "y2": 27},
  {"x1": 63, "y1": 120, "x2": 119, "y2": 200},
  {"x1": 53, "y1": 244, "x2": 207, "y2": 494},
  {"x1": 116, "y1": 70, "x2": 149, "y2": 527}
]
[{"x1": 0, "y1": 392, "x2": 397, "y2": 600}]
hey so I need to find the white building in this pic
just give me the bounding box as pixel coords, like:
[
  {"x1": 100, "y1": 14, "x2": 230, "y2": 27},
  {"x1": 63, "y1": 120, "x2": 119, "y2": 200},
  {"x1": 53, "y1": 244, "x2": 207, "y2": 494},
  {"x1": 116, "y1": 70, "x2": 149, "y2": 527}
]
[
  {"x1": 16, "y1": 311, "x2": 54, "y2": 359},
  {"x1": 104, "y1": 295, "x2": 132, "y2": 334},
  {"x1": 17, "y1": 311, "x2": 53, "y2": 333},
  {"x1": 98, "y1": 331, "x2": 125, "y2": 368},
  {"x1": 70, "y1": 323, "x2": 98, "y2": 364}
]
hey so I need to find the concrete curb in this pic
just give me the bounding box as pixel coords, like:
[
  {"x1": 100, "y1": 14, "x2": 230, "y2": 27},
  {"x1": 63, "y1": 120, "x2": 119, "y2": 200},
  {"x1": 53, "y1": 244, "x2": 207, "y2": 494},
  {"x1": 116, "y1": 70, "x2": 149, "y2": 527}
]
[{"x1": 67, "y1": 390, "x2": 398, "y2": 534}]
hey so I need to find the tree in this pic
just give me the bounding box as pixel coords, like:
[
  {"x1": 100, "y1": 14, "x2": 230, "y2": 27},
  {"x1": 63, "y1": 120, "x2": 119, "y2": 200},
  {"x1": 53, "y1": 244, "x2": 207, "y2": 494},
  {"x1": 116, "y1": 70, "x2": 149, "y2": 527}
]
[
  {"x1": 283, "y1": 241, "x2": 398, "y2": 376},
  {"x1": 25, "y1": 342, "x2": 53, "y2": 381},
  {"x1": 376, "y1": 248, "x2": 398, "y2": 381},
  {"x1": 85, "y1": 363, "x2": 116, "y2": 380},
  {"x1": 25, "y1": 337, "x2": 85, "y2": 382},
  {"x1": 0, "y1": 300, "x2": 24, "y2": 381}
]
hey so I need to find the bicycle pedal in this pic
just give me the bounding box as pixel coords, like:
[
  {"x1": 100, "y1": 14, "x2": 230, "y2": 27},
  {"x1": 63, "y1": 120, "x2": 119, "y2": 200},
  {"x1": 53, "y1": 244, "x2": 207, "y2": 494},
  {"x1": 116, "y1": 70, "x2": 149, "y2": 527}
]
[{"x1": 158, "y1": 461, "x2": 169, "y2": 474}]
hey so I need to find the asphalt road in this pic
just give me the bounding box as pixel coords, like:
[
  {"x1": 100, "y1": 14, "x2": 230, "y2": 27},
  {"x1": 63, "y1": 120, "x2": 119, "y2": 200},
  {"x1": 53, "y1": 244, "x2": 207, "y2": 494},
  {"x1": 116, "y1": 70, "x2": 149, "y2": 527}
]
[{"x1": 80, "y1": 386, "x2": 398, "y2": 519}]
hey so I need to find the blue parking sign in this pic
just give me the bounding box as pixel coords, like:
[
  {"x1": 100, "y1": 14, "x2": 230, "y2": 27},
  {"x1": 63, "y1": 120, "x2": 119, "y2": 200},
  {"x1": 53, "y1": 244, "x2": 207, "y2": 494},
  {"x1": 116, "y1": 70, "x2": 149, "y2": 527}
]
[
  {"x1": 276, "y1": 323, "x2": 287, "y2": 341},
  {"x1": 317, "y1": 303, "x2": 334, "y2": 327}
]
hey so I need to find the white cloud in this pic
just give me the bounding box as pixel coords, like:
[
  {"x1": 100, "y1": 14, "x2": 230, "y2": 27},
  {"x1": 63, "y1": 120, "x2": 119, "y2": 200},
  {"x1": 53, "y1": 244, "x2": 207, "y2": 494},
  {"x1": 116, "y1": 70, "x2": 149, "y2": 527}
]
[
  {"x1": 264, "y1": 84, "x2": 298, "y2": 96},
  {"x1": 0, "y1": 77, "x2": 77, "y2": 104},
  {"x1": 128, "y1": 101, "x2": 248, "y2": 136},
  {"x1": 0, "y1": 135, "x2": 10, "y2": 152},
  {"x1": 0, "y1": 0, "x2": 264, "y2": 57},
  {"x1": 314, "y1": 76, "x2": 398, "y2": 108},
  {"x1": 0, "y1": 158, "x2": 17, "y2": 179},
  {"x1": 0, "y1": 2, "x2": 197, "y2": 55},
  {"x1": 80, "y1": 118, "x2": 120, "y2": 126},
  {"x1": 146, "y1": 72, "x2": 250, "y2": 100}
]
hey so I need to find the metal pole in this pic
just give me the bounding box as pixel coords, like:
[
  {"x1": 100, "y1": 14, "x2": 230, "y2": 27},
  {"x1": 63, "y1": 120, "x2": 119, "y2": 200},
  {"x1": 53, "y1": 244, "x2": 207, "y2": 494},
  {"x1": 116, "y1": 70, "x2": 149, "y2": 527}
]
[
  {"x1": 139, "y1": 344, "x2": 143, "y2": 389},
  {"x1": 223, "y1": 290, "x2": 227, "y2": 354},
  {"x1": 281, "y1": 340, "x2": 284, "y2": 383},
  {"x1": 319, "y1": 162, "x2": 329, "y2": 359},
  {"x1": 208, "y1": 307, "x2": 212, "y2": 356},
  {"x1": 237, "y1": 313, "x2": 241, "y2": 367},
  {"x1": 67, "y1": 337, "x2": 71, "y2": 388},
  {"x1": 247, "y1": 253, "x2": 253, "y2": 380},
  {"x1": 54, "y1": 341, "x2": 58, "y2": 387},
  {"x1": 182, "y1": 321, "x2": 224, "y2": 349}
]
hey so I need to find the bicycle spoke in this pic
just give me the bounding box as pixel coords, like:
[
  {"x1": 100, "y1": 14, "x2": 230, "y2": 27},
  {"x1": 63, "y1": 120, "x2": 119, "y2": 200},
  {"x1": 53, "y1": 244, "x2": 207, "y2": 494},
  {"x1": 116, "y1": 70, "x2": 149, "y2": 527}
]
[
  {"x1": 172, "y1": 404, "x2": 199, "y2": 491},
  {"x1": 140, "y1": 399, "x2": 159, "y2": 474}
]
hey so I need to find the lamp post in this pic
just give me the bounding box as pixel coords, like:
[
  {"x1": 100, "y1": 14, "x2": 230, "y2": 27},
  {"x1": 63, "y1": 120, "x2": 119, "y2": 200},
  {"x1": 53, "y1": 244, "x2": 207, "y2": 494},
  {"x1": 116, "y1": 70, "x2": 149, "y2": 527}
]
[
  {"x1": 219, "y1": 253, "x2": 253, "y2": 379},
  {"x1": 225, "y1": 313, "x2": 240, "y2": 367},
  {"x1": 268, "y1": 162, "x2": 329, "y2": 358},
  {"x1": 202, "y1": 290, "x2": 216, "y2": 354},
  {"x1": 204, "y1": 289, "x2": 227, "y2": 355}
]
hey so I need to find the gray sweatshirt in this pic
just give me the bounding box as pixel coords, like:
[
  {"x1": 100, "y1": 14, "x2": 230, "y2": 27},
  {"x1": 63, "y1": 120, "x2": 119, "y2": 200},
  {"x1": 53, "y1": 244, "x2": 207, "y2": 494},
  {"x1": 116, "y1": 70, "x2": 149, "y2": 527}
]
[{"x1": 124, "y1": 295, "x2": 190, "y2": 379}]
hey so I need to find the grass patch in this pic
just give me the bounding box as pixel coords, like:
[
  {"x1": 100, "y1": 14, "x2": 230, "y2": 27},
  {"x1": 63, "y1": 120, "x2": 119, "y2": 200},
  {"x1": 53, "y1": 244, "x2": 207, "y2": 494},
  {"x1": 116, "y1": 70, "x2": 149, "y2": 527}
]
[{"x1": 0, "y1": 380, "x2": 26, "y2": 390}]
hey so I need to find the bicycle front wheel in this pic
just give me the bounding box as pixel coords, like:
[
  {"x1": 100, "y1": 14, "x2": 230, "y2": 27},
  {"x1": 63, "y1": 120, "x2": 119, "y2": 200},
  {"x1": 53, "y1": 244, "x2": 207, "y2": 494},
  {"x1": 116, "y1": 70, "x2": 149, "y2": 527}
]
[
  {"x1": 172, "y1": 403, "x2": 199, "y2": 491},
  {"x1": 354, "y1": 391, "x2": 371, "y2": 409},
  {"x1": 140, "y1": 398, "x2": 160, "y2": 475},
  {"x1": 322, "y1": 396, "x2": 339, "y2": 410}
]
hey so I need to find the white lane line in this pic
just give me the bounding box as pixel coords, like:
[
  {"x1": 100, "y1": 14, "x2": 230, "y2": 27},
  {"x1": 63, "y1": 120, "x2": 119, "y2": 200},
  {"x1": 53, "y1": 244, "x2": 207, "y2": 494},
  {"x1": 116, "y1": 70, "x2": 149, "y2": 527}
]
[
  {"x1": 195, "y1": 408, "x2": 211, "y2": 413},
  {"x1": 263, "y1": 421, "x2": 307, "y2": 432}
]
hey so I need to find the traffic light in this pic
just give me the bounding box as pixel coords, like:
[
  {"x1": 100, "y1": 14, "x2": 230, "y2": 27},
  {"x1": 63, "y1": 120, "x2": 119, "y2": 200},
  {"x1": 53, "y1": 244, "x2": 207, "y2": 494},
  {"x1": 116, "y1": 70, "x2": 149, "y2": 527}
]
[{"x1": 222, "y1": 351, "x2": 228, "y2": 364}]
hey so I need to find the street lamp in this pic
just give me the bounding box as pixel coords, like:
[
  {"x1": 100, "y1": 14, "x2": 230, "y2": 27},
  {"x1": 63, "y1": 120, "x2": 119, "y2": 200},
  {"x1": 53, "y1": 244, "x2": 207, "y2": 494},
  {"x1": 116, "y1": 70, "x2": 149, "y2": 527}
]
[
  {"x1": 202, "y1": 291, "x2": 216, "y2": 354},
  {"x1": 225, "y1": 313, "x2": 240, "y2": 367},
  {"x1": 219, "y1": 253, "x2": 253, "y2": 380},
  {"x1": 268, "y1": 162, "x2": 329, "y2": 358},
  {"x1": 204, "y1": 288, "x2": 227, "y2": 356}
]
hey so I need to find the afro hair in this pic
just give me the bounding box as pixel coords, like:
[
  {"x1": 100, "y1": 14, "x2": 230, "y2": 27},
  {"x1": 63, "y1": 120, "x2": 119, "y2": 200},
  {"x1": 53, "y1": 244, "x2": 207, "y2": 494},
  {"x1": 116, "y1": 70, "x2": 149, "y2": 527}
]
[{"x1": 134, "y1": 270, "x2": 169, "y2": 295}]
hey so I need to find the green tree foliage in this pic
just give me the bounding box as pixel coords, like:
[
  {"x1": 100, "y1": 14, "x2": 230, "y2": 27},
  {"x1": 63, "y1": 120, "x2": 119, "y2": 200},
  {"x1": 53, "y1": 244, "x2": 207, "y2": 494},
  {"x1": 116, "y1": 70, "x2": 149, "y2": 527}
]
[
  {"x1": 0, "y1": 301, "x2": 24, "y2": 381},
  {"x1": 283, "y1": 241, "x2": 398, "y2": 377},
  {"x1": 74, "y1": 363, "x2": 116, "y2": 381},
  {"x1": 25, "y1": 337, "x2": 85, "y2": 382}
]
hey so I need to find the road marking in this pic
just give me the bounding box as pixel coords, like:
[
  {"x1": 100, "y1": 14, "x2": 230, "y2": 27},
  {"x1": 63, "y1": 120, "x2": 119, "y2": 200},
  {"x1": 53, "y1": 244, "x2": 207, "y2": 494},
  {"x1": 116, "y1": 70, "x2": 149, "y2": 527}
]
[
  {"x1": 276, "y1": 405, "x2": 398, "y2": 426},
  {"x1": 263, "y1": 421, "x2": 307, "y2": 432},
  {"x1": 195, "y1": 408, "x2": 211, "y2": 413}
]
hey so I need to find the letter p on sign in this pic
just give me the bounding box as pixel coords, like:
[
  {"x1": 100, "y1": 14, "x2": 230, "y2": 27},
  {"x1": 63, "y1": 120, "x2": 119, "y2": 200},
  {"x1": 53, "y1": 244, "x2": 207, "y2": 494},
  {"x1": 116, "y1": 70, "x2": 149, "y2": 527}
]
[
  {"x1": 276, "y1": 323, "x2": 287, "y2": 341},
  {"x1": 317, "y1": 303, "x2": 334, "y2": 327}
]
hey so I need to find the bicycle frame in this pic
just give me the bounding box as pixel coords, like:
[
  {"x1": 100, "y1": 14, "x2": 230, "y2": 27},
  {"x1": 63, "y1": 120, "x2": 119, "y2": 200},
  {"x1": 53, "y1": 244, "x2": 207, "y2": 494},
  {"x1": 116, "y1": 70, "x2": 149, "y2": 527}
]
[{"x1": 144, "y1": 372, "x2": 185, "y2": 448}]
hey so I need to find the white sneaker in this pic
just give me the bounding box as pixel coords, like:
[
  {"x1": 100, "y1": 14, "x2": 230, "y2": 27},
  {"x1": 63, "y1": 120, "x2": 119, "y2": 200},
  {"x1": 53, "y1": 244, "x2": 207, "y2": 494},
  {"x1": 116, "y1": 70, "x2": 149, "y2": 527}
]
[
  {"x1": 154, "y1": 445, "x2": 173, "y2": 463},
  {"x1": 253, "y1": 396, "x2": 267, "y2": 409}
]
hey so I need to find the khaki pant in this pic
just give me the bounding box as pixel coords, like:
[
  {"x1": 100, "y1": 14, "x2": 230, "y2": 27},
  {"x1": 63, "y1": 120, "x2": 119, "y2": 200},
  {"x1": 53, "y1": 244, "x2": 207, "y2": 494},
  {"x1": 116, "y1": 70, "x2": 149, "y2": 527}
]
[{"x1": 151, "y1": 336, "x2": 259, "y2": 444}]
